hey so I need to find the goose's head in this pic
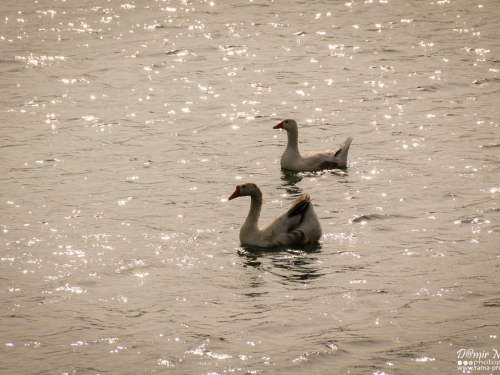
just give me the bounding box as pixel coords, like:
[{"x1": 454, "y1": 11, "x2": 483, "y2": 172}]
[
  {"x1": 273, "y1": 119, "x2": 298, "y2": 132},
  {"x1": 228, "y1": 183, "x2": 261, "y2": 200}
]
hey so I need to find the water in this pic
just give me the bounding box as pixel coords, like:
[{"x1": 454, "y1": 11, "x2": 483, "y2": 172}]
[{"x1": 1, "y1": 0, "x2": 499, "y2": 374}]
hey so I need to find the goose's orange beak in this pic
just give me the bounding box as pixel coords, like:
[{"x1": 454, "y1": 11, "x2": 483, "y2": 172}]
[
  {"x1": 228, "y1": 185, "x2": 241, "y2": 200},
  {"x1": 273, "y1": 121, "x2": 283, "y2": 129}
]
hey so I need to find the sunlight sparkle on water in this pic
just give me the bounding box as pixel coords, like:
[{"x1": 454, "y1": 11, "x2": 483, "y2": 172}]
[
  {"x1": 118, "y1": 197, "x2": 133, "y2": 206},
  {"x1": 412, "y1": 356, "x2": 435, "y2": 362},
  {"x1": 157, "y1": 359, "x2": 174, "y2": 366},
  {"x1": 56, "y1": 284, "x2": 86, "y2": 294}
]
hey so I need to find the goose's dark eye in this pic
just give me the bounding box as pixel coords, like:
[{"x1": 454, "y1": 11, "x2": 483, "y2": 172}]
[{"x1": 285, "y1": 120, "x2": 288, "y2": 123}]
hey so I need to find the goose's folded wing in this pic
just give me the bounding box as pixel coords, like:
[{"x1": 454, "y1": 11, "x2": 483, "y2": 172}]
[
  {"x1": 302, "y1": 137, "x2": 353, "y2": 169},
  {"x1": 260, "y1": 213, "x2": 299, "y2": 243},
  {"x1": 299, "y1": 151, "x2": 331, "y2": 165},
  {"x1": 259, "y1": 194, "x2": 312, "y2": 245},
  {"x1": 318, "y1": 159, "x2": 340, "y2": 170},
  {"x1": 326, "y1": 136, "x2": 353, "y2": 155},
  {"x1": 286, "y1": 194, "x2": 311, "y2": 230},
  {"x1": 286, "y1": 194, "x2": 310, "y2": 217},
  {"x1": 270, "y1": 229, "x2": 306, "y2": 246}
]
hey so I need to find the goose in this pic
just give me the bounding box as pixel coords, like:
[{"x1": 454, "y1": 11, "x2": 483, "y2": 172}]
[
  {"x1": 273, "y1": 119, "x2": 353, "y2": 172},
  {"x1": 228, "y1": 183, "x2": 322, "y2": 247}
]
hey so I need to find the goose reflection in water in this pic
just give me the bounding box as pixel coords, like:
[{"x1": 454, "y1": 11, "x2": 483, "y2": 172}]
[
  {"x1": 280, "y1": 169, "x2": 349, "y2": 194},
  {"x1": 237, "y1": 244, "x2": 324, "y2": 284}
]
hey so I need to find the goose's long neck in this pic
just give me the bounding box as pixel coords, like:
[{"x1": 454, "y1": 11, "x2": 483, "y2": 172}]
[
  {"x1": 286, "y1": 128, "x2": 300, "y2": 154},
  {"x1": 243, "y1": 191, "x2": 262, "y2": 230}
]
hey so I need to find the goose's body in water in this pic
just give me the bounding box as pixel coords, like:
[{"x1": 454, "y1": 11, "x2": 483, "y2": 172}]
[
  {"x1": 228, "y1": 183, "x2": 322, "y2": 247},
  {"x1": 274, "y1": 119, "x2": 353, "y2": 172}
]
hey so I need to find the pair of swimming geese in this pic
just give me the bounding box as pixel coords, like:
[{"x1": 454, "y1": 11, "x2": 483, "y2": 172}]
[{"x1": 228, "y1": 119, "x2": 353, "y2": 247}]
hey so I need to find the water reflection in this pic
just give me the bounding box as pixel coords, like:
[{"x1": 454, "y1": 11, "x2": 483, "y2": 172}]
[
  {"x1": 279, "y1": 169, "x2": 349, "y2": 196},
  {"x1": 280, "y1": 169, "x2": 302, "y2": 182},
  {"x1": 237, "y1": 243, "x2": 324, "y2": 284},
  {"x1": 280, "y1": 170, "x2": 303, "y2": 195}
]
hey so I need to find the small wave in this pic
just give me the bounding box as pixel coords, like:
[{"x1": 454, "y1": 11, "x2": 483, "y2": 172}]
[
  {"x1": 416, "y1": 85, "x2": 439, "y2": 92},
  {"x1": 220, "y1": 45, "x2": 247, "y2": 51},
  {"x1": 483, "y1": 299, "x2": 500, "y2": 307},
  {"x1": 352, "y1": 214, "x2": 409, "y2": 223},
  {"x1": 248, "y1": 83, "x2": 269, "y2": 89},
  {"x1": 165, "y1": 48, "x2": 190, "y2": 56},
  {"x1": 380, "y1": 48, "x2": 401, "y2": 53},
  {"x1": 471, "y1": 77, "x2": 500, "y2": 86},
  {"x1": 369, "y1": 65, "x2": 395, "y2": 72},
  {"x1": 481, "y1": 143, "x2": 500, "y2": 148},
  {"x1": 455, "y1": 216, "x2": 489, "y2": 225}
]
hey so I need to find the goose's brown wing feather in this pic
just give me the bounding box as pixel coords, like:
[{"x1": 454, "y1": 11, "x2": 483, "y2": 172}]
[{"x1": 286, "y1": 194, "x2": 311, "y2": 232}]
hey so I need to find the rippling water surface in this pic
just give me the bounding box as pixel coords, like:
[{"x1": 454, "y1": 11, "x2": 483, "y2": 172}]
[{"x1": 1, "y1": 0, "x2": 499, "y2": 374}]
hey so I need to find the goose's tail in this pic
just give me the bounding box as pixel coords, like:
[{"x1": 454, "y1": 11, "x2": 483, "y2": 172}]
[{"x1": 332, "y1": 136, "x2": 353, "y2": 168}]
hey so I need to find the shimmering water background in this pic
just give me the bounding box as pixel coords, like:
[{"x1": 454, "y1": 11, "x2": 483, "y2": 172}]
[{"x1": 1, "y1": 0, "x2": 499, "y2": 374}]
